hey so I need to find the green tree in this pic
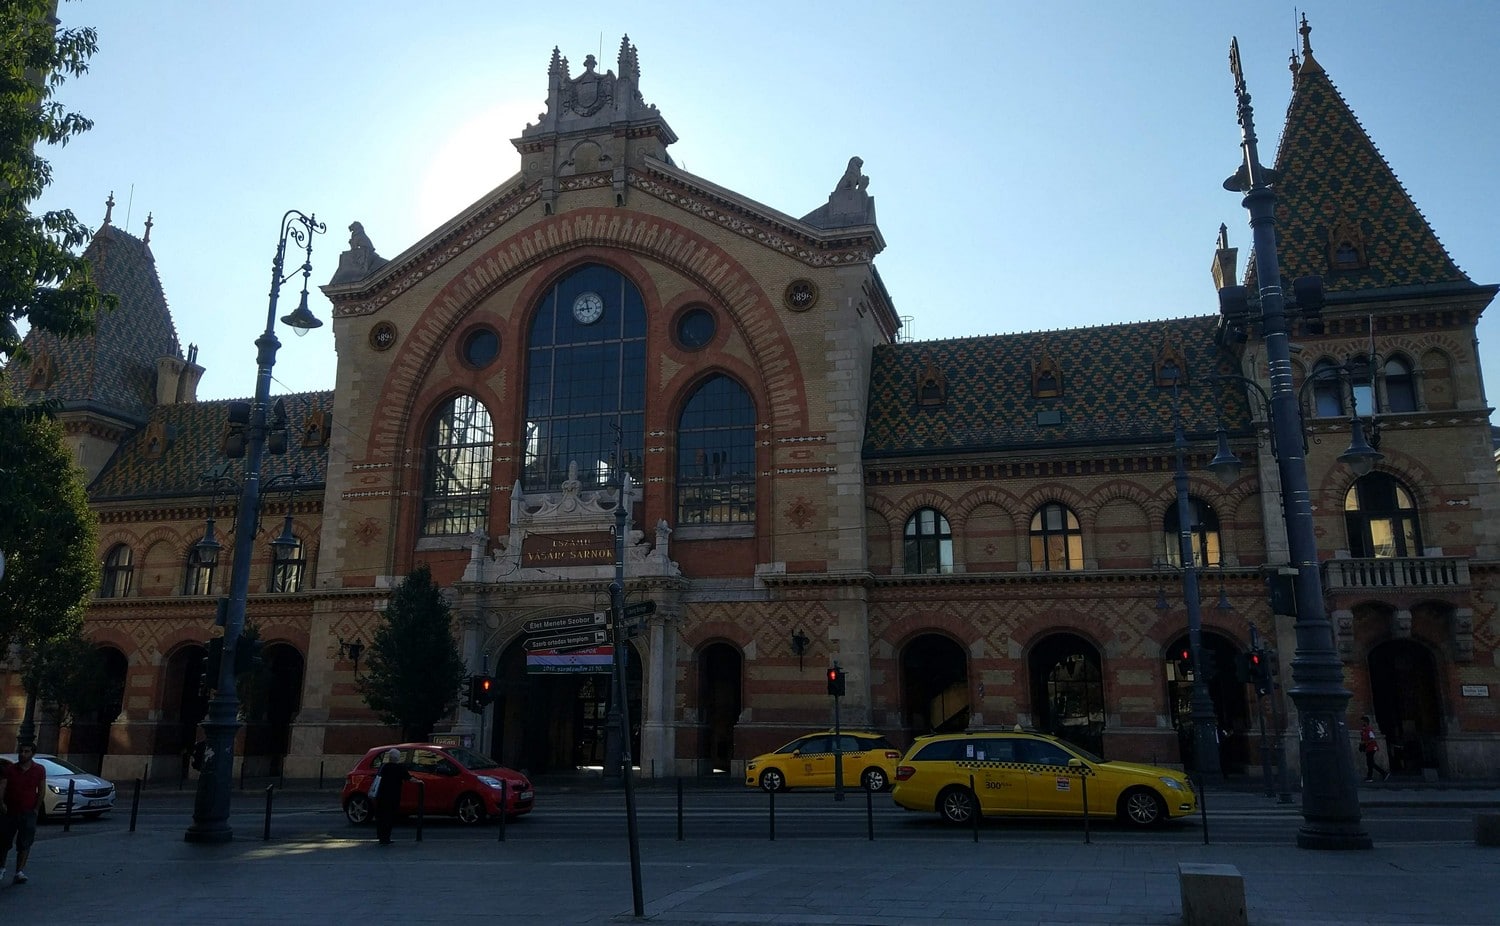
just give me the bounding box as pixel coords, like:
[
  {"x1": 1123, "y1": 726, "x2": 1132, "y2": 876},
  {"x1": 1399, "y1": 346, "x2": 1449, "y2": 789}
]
[
  {"x1": 358, "y1": 565, "x2": 466, "y2": 741},
  {"x1": 0, "y1": 0, "x2": 115, "y2": 359}
]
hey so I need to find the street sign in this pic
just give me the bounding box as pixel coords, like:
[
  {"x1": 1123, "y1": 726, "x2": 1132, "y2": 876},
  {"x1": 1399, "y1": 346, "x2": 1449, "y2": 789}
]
[
  {"x1": 623, "y1": 600, "x2": 655, "y2": 619},
  {"x1": 523, "y1": 612, "x2": 606, "y2": 635},
  {"x1": 524, "y1": 629, "x2": 608, "y2": 652}
]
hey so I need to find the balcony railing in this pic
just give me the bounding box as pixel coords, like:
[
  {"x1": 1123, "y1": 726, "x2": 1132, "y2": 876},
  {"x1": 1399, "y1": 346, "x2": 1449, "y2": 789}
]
[{"x1": 1322, "y1": 556, "x2": 1469, "y2": 592}]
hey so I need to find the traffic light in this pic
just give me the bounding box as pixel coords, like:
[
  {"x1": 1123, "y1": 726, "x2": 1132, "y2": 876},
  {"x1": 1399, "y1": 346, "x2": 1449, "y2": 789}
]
[
  {"x1": 474, "y1": 675, "x2": 496, "y2": 708},
  {"x1": 1248, "y1": 650, "x2": 1273, "y2": 696},
  {"x1": 826, "y1": 665, "x2": 845, "y2": 697},
  {"x1": 234, "y1": 637, "x2": 264, "y2": 676},
  {"x1": 464, "y1": 676, "x2": 480, "y2": 713}
]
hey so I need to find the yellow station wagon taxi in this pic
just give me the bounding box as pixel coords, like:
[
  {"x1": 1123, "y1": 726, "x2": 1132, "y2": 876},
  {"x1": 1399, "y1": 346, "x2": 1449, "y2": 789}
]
[
  {"x1": 745, "y1": 731, "x2": 903, "y2": 792},
  {"x1": 890, "y1": 729, "x2": 1196, "y2": 827}
]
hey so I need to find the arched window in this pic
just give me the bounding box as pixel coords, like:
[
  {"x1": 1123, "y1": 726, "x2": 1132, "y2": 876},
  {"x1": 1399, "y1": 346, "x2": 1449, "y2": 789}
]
[
  {"x1": 1029, "y1": 503, "x2": 1082, "y2": 571},
  {"x1": 270, "y1": 537, "x2": 306, "y2": 593},
  {"x1": 1345, "y1": 473, "x2": 1422, "y2": 558},
  {"x1": 1384, "y1": 356, "x2": 1417, "y2": 413},
  {"x1": 1163, "y1": 497, "x2": 1221, "y2": 568},
  {"x1": 101, "y1": 544, "x2": 133, "y2": 598},
  {"x1": 523, "y1": 263, "x2": 647, "y2": 491},
  {"x1": 903, "y1": 508, "x2": 953, "y2": 574},
  {"x1": 676, "y1": 375, "x2": 756, "y2": 525},
  {"x1": 1311, "y1": 359, "x2": 1344, "y2": 418},
  {"x1": 183, "y1": 548, "x2": 214, "y2": 596},
  {"x1": 422, "y1": 394, "x2": 494, "y2": 536}
]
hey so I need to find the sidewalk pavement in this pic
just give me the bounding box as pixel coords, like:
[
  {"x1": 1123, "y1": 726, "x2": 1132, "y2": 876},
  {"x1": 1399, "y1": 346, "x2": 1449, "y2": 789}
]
[{"x1": 1, "y1": 783, "x2": 1496, "y2": 925}]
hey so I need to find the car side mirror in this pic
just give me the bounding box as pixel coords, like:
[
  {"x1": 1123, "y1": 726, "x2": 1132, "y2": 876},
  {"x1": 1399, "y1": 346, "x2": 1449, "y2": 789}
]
[{"x1": 1067, "y1": 758, "x2": 1084, "y2": 768}]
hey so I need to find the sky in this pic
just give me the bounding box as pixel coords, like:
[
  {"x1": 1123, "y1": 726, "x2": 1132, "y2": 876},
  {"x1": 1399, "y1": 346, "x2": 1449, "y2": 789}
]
[{"x1": 30, "y1": 1, "x2": 1500, "y2": 408}]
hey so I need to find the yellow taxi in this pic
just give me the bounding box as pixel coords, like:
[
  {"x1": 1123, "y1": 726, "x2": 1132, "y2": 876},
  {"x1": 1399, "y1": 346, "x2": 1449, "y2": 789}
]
[
  {"x1": 744, "y1": 731, "x2": 903, "y2": 792},
  {"x1": 890, "y1": 728, "x2": 1196, "y2": 827}
]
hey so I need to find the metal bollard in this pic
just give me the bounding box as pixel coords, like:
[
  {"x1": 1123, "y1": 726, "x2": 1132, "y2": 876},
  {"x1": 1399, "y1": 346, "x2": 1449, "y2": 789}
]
[
  {"x1": 970, "y1": 774, "x2": 979, "y2": 843},
  {"x1": 416, "y1": 781, "x2": 425, "y2": 843},
  {"x1": 497, "y1": 780, "x2": 506, "y2": 843},
  {"x1": 676, "y1": 777, "x2": 684, "y2": 842},
  {"x1": 64, "y1": 779, "x2": 76, "y2": 832},
  {"x1": 239, "y1": 758, "x2": 246, "y2": 791},
  {"x1": 866, "y1": 786, "x2": 874, "y2": 841},
  {"x1": 129, "y1": 779, "x2": 141, "y2": 833},
  {"x1": 768, "y1": 785, "x2": 775, "y2": 841},
  {"x1": 1197, "y1": 773, "x2": 1209, "y2": 845},
  {"x1": 1081, "y1": 772, "x2": 1091, "y2": 844},
  {"x1": 263, "y1": 785, "x2": 274, "y2": 841},
  {"x1": 318, "y1": 760, "x2": 324, "y2": 790}
]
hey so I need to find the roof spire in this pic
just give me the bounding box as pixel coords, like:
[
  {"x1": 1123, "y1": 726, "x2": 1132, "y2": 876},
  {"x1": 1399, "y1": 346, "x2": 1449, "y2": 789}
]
[
  {"x1": 1297, "y1": 13, "x2": 1323, "y2": 75},
  {"x1": 143, "y1": 212, "x2": 153, "y2": 245},
  {"x1": 103, "y1": 191, "x2": 114, "y2": 226}
]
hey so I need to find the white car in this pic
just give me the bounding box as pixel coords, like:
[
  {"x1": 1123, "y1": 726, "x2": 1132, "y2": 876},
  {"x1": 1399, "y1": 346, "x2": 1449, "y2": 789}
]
[{"x1": 0, "y1": 753, "x2": 116, "y2": 820}]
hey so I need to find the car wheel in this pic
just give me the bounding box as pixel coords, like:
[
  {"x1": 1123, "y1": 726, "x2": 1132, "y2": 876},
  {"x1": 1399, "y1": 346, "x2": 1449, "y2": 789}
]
[
  {"x1": 861, "y1": 767, "x2": 888, "y2": 792},
  {"x1": 938, "y1": 785, "x2": 978, "y2": 825},
  {"x1": 455, "y1": 793, "x2": 486, "y2": 825},
  {"x1": 759, "y1": 768, "x2": 786, "y2": 792},
  {"x1": 1119, "y1": 787, "x2": 1166, "y2": 827},
  {"x1": 345, "y1": 793, "x2": 373, "y2": 825}
]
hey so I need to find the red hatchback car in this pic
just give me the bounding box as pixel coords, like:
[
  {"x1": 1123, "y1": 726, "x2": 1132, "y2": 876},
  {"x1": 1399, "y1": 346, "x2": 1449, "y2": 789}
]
[{"x1": 342, "y1": 743, "x2": 534, "y2": 825}]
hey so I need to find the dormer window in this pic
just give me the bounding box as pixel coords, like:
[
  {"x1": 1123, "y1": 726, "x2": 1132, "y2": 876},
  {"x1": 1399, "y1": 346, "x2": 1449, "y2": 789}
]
[
  {"x1": 1032, "y1": 354, "x2": 1062, "y2": 398},
  {"x1": 1327, "y1": 217, "x2": 1368, "y2": 270},
  {"x1": 917, "y1": 353, "x2": 946, "y2": 407}
]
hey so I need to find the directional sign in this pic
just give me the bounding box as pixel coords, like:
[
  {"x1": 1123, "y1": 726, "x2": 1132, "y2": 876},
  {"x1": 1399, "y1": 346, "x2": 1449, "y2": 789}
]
[
  {"x1": 524, "y1": 629, "x2": 608, "y2": 652},
  {"x1": 623, "y1": 600, "x2": 656, "y2": 619},
  {"x1": 523, "y1": 612, "x2": 606, "y2": 635}
]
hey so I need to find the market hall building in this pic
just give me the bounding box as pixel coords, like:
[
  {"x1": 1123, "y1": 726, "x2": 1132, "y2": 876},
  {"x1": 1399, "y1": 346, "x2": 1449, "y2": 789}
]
[{"x1": 6, "y1": 26, "x2": 1499, "y2": 786}]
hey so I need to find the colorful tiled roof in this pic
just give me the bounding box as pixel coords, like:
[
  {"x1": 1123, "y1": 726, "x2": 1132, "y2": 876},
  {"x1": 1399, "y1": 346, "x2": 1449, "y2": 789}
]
[
  {"x1": 7, "y1": 224, "x2": 182, "y2": 421},
  {"x1": 864, "y1": 316, "x2": 1251, "y2": 458},
  {"x1": 90, "y1": 391, "x2": 333, "y2": 501},
  {"x1": 1247, "y1": 36, "x2": 1469, "y2": 293}
]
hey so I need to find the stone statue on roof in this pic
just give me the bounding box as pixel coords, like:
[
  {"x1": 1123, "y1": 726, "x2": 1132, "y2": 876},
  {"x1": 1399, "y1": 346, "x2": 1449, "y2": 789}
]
[{"x1": 328, "y1": 220, "x2": 389, "y2": 285}]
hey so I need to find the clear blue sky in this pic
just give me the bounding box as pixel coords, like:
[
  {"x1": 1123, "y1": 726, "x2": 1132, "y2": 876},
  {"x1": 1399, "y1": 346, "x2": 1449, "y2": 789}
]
[{"x1": 33, "y1": 1, "x2": 1500, "y2": 407}]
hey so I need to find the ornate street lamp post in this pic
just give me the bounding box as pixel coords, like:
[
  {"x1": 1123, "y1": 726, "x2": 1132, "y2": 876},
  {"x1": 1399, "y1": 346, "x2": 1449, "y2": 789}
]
[
  {"x1": 1222, "y1": 40, "x2": 1370, "y2": 849},
  {"x1": 184, "y1": 210, "x2": 324, "y2": 844}
]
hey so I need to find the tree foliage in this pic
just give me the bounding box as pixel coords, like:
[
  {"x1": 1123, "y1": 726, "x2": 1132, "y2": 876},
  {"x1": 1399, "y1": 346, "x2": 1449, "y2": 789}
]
[
  {"x1": 0, "y1": 392, "x2": 97, "y2": 674},
  {"x1": 358, "y1": 565, "x2": 467, "y2": 741},
  {"x1": 0, "y1": 0, "x2": 115, "y2": 359}
]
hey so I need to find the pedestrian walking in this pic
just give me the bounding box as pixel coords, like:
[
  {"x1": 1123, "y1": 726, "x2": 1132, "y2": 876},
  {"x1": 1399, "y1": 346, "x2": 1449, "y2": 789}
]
[
  {"x1": 371, "y1": 747, "x2": 411, "y2": 845},
  {"x1": 1359, "y1": 715, "x2": 1389, "y2": 782},
  {"x1": 0, "y1": 743, "x2": 46, "y2": 884}
]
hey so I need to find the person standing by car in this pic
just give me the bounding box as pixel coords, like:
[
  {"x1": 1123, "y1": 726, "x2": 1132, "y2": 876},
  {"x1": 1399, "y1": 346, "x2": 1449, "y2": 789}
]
[
  {"x1": 371, "y1": 748, "x2": 410, "y2": 845},
  {"x1": 1359, "y1": 715, "x2": 1389, "y2": 782},
  {"x1": 0, "y1": 743, "x2": 46, "y2": 884}
]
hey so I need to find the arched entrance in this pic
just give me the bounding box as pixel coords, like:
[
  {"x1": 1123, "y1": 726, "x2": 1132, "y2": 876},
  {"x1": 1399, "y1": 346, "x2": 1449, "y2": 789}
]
[
  {"x1": 696, "y1": 642, "x2": 741, "y2": 775},
  {"x1": 1028, "y1": 633, "x2": 1105, "y2": 756},
  {"x1": 490, "y1": 637, "x2": 642, "y2": 773},
  {"x1": 156, "y1": 643, "x2": 209, "y2": 779},
  {"x1": 1165, "y1": 632, "x2": 1252, "y2": 774},
  {"x1": 66, "y1": 646, "x2": 128, "y2": 773},
  {"x1": 900, "y1": 633, "x2": 968, "y2": 741},
  {"x1": 1369, "y1": 639, "x2": 1443, "y2": 775},
  {"x1": 242, "y1": 643, "x2": 304, "y2": 776}
]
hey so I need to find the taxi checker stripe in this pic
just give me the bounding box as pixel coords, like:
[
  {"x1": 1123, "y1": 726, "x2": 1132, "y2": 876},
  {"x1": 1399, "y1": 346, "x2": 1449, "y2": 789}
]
[{"x1": 954, "y1": 760, "x2": 1095, "y2": 776}]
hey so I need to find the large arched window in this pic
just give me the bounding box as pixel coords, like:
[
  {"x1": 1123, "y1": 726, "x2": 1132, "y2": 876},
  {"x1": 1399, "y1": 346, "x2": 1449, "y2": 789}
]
[
  {"x1": 675, "y1": 375, "x2": 756, "y2": 525},
  {"x1": 270, "y1": 537, "x2": 306, "y2": 593},
  {"x1": 422, "y1": 394, "x2": 494, "y2": 536},
  {"x1": 101, "y1": 544, "x2": 133, "y2": 598},
  {"x1": 903, "y1": 508, "x2": 953, "y2": 574},
  {"x1": 1384, "y1": 355, "x2": 1417, "y2": 413},
  {"x1": 1345, "y1": 473, "x2": 1423, "y2": 558},
  {"x1": 183, "y1": 548, "x2": 214, "y2": 596},
  {"x1": 524, "y1": 263, "x2": 647, "y2": 491},
  {"x1": 1163, "y1": 497, "x2": 1221, "y2": 568},
  {"x1": 1029, "y1": 502, "x2": 1082, "y2": 571}
]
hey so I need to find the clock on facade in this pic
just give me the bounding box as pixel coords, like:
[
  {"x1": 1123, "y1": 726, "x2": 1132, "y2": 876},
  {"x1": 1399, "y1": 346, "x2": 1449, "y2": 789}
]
[{"x1": 572, "y1": 291, "x2": 605, "y2": 324}]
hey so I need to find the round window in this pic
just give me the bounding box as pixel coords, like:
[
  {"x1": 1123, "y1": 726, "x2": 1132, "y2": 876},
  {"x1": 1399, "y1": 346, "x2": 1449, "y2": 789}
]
[
  {"x1": 462, "y1": 327, "x2": 499, "y2": 368},
  {"x1": 675, "y1": 307, "x2": 716, "y2": 351}
]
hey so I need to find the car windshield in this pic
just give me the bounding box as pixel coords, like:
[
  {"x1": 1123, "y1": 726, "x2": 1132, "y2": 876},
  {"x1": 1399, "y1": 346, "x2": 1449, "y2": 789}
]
[
  {"x1": 1065, "y1": 742, "x2": 1105, "y2": 764},
  {"x1": 443, "y1": 746, "x2": 501, "y2": 770}
]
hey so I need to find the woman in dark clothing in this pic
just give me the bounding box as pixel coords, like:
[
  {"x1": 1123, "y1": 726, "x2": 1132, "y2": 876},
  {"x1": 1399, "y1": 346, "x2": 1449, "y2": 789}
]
[{"x1": 372, "y1": 748, "x2": 411, "y2": 845}]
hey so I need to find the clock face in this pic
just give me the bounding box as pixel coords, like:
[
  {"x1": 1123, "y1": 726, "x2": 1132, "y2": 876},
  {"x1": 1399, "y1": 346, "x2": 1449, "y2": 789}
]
[{"x1": 572, "y1": 291, "x2": 604, "y2": 325}]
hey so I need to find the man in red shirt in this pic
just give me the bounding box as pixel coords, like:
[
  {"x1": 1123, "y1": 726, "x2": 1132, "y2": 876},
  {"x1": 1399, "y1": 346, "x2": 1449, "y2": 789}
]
[{"x1": 0, "y1": 742, "x2": 46, "y2": 885}]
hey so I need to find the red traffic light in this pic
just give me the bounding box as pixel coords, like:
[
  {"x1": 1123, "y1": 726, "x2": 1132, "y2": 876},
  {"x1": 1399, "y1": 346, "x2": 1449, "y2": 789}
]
[
  {"x1": 1249, "y1": 652, "x2": 1263, "y2": 666},
  {"x1": 1180, "y1": 649, "x2": 1191, "y2": 662}
]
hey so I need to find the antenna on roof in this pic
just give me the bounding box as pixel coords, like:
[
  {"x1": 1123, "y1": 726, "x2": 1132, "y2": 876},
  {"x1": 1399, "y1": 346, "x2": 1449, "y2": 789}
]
[{"x1": 124, "y1": 184, "x2": 134, "y2": 232}]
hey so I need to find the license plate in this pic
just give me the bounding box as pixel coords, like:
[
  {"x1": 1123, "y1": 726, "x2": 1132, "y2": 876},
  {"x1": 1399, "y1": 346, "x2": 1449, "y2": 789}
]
[
  {"x1": 517, "y1": 790, "x2": 533, "y2": 800},
  {"x1": 87, "y1": 799, "x2": 109, "y2": 808}
]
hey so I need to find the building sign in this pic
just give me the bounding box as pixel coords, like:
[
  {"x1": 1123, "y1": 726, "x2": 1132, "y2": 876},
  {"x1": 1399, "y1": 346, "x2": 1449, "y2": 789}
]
[
  {"x1": 522, "y1": 531, "x2": 614, "y2": 567},
  {"x1": 1461, "y1": 684, "x2": 1490, "y2": 698}
]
